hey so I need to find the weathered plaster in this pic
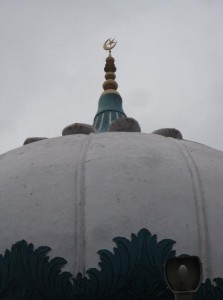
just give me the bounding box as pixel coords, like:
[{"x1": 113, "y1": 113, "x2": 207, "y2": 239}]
[{"x1": 0, "y1": 133, "x2": 222, "y2": 278}]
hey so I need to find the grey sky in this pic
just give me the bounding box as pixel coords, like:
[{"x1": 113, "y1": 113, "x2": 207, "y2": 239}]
[{"x1": 0, "y1": 0, "x2": 222, "y2": 154}]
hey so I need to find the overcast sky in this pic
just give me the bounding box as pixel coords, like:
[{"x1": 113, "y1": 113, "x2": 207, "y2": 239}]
[{"x1": 0, "y1": 0, "x2": 222, "y2": 154}]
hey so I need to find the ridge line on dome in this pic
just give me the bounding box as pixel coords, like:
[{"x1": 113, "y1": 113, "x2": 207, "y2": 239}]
[
  {"x1": 74, "y1": 134, "x2": 92, "y2": 275},
  {"x1": 172, "y1": 139, "x2": 211, "y2": 278}
]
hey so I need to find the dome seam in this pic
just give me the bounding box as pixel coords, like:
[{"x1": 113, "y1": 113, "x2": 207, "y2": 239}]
[
  {"x1": 172, "y1": 139, "x2": 211, "y2": 278},
  {"x1": 74, "y1": 134, "x2": 92, "y2": 275}
]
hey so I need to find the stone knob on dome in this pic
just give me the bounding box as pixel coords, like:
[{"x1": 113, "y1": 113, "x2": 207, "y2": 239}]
[
  {"x1": 109, "y1": 117, "x2": 141, "y2": 132},
  {"x1": 23, "y1": 137, "x2": 48, "y2": 145},
  {"x1": 62, "y1": 123, "x2": 97, "y2": 136},
  {"x1": 152, "y1": 128, "x2": 183, "y2": 140}
]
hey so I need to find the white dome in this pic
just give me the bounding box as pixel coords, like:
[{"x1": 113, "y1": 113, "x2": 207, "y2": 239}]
[{"x1": 0, "y1": 132, "x2": 223, "y2": 282}]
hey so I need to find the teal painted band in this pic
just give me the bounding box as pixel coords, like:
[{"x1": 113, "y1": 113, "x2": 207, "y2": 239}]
[
  {"x1": 95, "y1": 93, "x2": 126, "y2": 118},
  {"x1": 94, "y1": 111, "x2": 126, "y2": 132}
]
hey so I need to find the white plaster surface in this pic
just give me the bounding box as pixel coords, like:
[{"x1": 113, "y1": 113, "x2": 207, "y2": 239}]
[{"x1": 0, "y1": 133, "x2": 223, "y2": 279}]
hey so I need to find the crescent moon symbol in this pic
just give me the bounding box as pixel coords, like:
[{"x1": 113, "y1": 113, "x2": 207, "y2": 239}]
[{"x1": 103, "y1": 38, "x2": 117, "y2": 51}]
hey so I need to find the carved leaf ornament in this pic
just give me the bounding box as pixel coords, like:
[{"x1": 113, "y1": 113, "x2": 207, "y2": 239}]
[{"x1": 0, "y1": 229, "x2": 222, "y2": 299}]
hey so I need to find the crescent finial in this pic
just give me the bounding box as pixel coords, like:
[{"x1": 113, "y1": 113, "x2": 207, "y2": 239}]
[{"x1": 103, "y1": 38, "x2": 117, "y2": 51}]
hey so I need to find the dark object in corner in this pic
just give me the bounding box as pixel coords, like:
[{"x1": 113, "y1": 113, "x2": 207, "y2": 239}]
[
  {"x1": 23, "y1": 137, "x2": 47, "y2": 145},
  {"x1": 152, "y1": 128, "x2": 183, "y2": 140},
  {"x1": 62, "y1": 123, "x2": 97, "y2": 136},
  {"x1": 109, "y1": 117, "x2": 141, "y2": 132}
]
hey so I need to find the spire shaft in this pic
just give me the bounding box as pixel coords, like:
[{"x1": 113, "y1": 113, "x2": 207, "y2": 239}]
[{"x1": 93, "y1": 39, "x2": 126, "y2": 132}]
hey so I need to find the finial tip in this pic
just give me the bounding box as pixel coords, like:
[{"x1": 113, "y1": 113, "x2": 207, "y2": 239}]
[{"x1": 103, "y1": 38, "x2": 117, "y2": 51}]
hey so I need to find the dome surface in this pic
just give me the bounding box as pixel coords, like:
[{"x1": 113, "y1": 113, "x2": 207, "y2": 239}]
[{"x1": 0, "y1": 132, "x2": 223, "y2": 281}]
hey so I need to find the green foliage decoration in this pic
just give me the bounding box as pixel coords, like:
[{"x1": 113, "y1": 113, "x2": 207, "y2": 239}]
[{"x1": 0, "y1": 229, "x2": 222, "y2": 300}]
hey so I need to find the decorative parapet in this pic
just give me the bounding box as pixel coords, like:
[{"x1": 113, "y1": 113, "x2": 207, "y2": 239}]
[{"x1": 0, "y1": 229, "x2": 222, "y2": 299}]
